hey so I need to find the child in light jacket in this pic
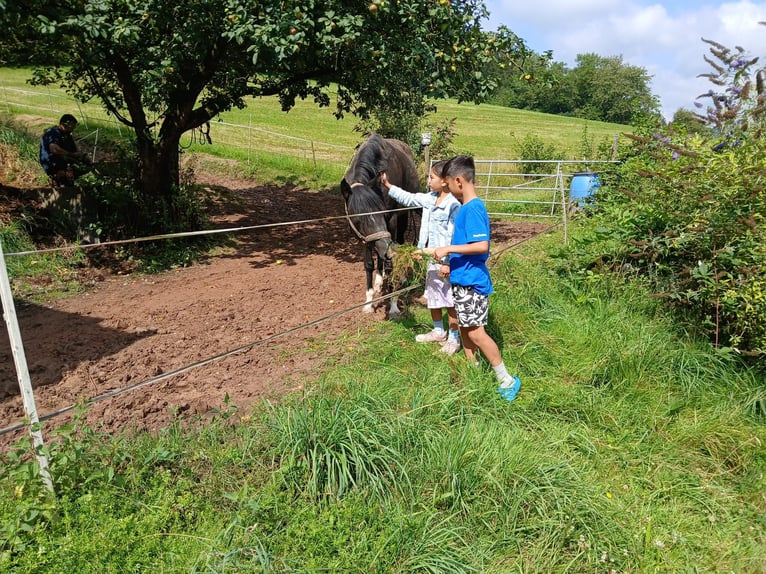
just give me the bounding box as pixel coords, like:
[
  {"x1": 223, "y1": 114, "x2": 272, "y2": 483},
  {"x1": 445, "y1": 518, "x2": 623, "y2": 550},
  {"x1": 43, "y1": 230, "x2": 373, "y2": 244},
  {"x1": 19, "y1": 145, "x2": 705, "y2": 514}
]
[{"x1": 380, "y1": 160, "x2": 462, "y2": 355}]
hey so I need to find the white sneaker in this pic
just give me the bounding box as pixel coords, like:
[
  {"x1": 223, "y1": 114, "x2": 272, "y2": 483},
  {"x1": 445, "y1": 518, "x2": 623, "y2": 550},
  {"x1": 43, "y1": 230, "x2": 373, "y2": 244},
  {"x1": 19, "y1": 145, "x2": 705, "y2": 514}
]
[
  {"x1": 439, "y1": 341, "x2": 461, "y2": 356},
  {"x1": 415, "y1": 330, "x2": 447, "y2": 343}
]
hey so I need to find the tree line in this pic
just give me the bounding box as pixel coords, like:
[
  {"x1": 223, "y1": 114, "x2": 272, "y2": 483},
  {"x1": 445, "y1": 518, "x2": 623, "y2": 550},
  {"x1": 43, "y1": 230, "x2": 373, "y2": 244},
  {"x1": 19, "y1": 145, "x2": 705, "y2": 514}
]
[{"x1": 487, "y1": 50, "x2": 662, "y2": 125}]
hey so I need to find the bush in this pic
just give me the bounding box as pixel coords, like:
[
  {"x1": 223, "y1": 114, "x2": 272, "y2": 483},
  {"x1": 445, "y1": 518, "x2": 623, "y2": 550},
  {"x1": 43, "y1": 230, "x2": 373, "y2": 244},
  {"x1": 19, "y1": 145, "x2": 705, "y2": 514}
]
[
  {"x1": 512, "y1": 132, "x2": 564, "y2": 174},
  {"x1": 555, "y1": 37, "x2": 766, "y2": 357}
]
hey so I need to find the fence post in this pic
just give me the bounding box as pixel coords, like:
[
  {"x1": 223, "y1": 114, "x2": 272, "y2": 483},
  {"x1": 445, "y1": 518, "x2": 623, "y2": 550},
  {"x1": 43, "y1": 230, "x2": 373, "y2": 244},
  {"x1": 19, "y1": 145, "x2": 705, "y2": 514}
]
[
  {"x1": 0, "y1": 241, "x2": 54, "y2": 493},
  {"x1": 248, "y1": 113, "x2": 252, "y2": 167},
  {"x1": 559, "y1": 162, "x2": 568, "y2": 244},
  {"x1": 311, "y1": 140, "x2": 318, "y2": 181},
  {"x1": 484, "y1": 159, "x2": 494, "y2": 200}
]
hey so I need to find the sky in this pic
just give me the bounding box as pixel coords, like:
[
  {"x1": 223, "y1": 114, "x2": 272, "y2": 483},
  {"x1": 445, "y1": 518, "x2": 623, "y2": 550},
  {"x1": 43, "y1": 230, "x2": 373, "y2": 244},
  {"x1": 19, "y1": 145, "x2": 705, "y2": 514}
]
[{"x1": 483, "y1": 0, "x2": 766, "y2": 120}]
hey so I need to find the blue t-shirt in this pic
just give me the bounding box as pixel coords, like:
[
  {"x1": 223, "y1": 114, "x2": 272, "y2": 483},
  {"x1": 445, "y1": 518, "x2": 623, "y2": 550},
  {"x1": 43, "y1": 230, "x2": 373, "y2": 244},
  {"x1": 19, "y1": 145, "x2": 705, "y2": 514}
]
[{"x1": 449, "y1": 197, "x2": 493, "y2": 295}]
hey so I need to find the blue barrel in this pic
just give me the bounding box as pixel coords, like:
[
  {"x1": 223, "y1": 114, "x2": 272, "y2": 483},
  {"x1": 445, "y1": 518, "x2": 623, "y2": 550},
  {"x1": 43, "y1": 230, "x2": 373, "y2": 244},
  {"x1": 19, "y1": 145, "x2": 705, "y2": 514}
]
[{"x1": 569, "y1": 172, "x2": 600, "y2": 206}]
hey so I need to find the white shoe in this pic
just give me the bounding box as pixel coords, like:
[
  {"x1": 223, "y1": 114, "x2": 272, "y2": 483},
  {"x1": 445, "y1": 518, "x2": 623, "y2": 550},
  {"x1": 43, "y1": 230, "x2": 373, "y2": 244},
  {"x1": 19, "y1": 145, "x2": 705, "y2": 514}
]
[
  {"x1": 439, "y1": 341, "x2": 461, "y2": 356},
  {"x1": 415, "y1": 330, "x2": 447, "y2": 343}
]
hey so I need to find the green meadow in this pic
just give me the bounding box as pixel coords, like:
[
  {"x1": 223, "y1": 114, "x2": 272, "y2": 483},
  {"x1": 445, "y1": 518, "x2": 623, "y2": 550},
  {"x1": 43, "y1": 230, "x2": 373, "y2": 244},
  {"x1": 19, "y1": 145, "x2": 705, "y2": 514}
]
[
  {"x1": 0, "y1": 66, "x2": 627, "y2": 168},
  {"x1": 1, "y1": 232, "x2": 763, "y2": 573}
]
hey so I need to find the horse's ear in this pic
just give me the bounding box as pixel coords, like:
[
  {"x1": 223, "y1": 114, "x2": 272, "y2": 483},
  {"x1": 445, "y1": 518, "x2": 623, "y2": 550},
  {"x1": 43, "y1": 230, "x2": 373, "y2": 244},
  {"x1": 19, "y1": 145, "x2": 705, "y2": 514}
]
[{"x1": 340, "y1": 179, "x2": 352, "y2": 201}]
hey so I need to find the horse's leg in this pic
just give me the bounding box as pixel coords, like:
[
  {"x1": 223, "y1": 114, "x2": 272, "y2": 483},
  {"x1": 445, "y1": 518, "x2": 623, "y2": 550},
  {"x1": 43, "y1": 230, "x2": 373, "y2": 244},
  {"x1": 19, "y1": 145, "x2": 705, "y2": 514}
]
[
  {"x1": 387, "y1": 288, "x2": 401, "y2": 318},
  {"x1": 383, "y1": 255, "x2": 402, "y2": 319},
  {"x1": 374, "y1": 253, "x2": 385, "y2": 296},
  {"x1": 364, "y1": 244, "x2": 376, "y2": 313},
  {"x1": 373, "y1": 253, "x2": 385, "y2": 312}
]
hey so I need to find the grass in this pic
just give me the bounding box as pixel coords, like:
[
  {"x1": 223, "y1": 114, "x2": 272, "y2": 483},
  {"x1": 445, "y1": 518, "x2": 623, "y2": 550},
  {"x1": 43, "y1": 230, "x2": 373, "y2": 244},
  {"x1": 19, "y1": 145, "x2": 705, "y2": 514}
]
[
  {"x1": 1, "y1": 225, "x2": 764, "y2": 572},
  {"x1": 0, "y1": 218, "x2": 89, "y2": 301}
]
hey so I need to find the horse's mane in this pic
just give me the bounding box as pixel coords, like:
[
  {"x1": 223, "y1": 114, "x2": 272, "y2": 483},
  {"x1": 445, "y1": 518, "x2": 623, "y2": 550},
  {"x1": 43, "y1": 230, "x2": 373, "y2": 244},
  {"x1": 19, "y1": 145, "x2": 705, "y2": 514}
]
[
  {"x1": 342, "y1": 132, "x2": 416, "y2": 243},
  {"x1": 347, "y1": 133, "x2": 387, "y2": 185}
]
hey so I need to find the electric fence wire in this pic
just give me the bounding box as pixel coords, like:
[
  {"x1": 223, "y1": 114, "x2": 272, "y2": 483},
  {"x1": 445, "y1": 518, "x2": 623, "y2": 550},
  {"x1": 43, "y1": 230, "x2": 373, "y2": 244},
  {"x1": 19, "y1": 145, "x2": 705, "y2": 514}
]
[
  {"x1": 3, "y1": 206, "x2": 419, "y2": 258},
  {"x1": 0, "y1": 214, "x2": 560, "y2": 437},
  {"x1": 0, "y1": 282, "x2": 422, "y2": 437}
]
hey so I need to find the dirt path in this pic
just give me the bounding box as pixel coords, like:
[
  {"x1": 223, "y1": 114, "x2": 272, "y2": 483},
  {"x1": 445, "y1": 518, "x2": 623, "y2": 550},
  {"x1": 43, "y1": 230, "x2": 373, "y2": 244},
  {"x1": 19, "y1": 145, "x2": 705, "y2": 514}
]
[{"x1": 0, "y1": 175, "x2": 549, "y2": 447}]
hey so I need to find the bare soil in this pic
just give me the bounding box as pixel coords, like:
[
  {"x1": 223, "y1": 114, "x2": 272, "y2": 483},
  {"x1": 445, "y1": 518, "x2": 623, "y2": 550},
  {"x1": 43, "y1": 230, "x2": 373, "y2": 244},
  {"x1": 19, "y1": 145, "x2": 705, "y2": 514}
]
[{"x1": 0, "y1": 173, "x2": 549, "y2": 448}]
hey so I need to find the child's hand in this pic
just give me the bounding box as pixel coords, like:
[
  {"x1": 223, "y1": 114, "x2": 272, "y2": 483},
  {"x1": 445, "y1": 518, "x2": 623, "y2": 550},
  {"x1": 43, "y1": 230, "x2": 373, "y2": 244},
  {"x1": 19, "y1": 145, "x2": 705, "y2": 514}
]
[
  {"x1": 379, "y1": 172, "x2": 391, "y2": 189},
  {"x1": 416, "y1": 247, "x2": 435, "y2": 257}
]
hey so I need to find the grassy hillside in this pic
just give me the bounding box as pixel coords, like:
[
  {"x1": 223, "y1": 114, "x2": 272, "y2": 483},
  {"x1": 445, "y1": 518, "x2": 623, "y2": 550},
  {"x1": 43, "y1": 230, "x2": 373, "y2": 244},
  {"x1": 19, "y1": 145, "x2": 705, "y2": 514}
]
[{"x1": 0, "y1": 66, "x2": 628, "y2": 165}]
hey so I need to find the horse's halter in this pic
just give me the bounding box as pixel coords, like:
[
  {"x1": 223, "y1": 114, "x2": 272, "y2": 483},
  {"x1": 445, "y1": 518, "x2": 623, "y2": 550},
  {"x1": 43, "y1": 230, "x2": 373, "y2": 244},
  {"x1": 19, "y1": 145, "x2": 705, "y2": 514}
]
[{"x1": 345, "y1": 182, "x2": 393, "y2": 244}]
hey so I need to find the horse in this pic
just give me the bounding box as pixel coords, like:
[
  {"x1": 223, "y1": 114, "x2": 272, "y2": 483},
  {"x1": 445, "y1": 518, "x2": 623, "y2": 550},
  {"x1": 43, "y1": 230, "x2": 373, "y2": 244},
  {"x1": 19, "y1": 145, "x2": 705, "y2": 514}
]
[{"x1": 341, "y1": 133, "x2": 420, "y2": 316}]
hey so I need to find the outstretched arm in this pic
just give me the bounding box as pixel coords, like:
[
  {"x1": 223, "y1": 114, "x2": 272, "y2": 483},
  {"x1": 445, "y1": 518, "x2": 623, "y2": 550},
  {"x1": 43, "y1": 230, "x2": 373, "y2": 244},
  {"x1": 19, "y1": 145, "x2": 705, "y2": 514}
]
[
  {"x1": 49, "y1": 142, "x2": 85, "y2": 161},
  {"x1": 431, "y1": 241, "x2": 489, "y2": 261},
  {"x1": 379, "y1": 172, "x2": 434, "y2": 208}
]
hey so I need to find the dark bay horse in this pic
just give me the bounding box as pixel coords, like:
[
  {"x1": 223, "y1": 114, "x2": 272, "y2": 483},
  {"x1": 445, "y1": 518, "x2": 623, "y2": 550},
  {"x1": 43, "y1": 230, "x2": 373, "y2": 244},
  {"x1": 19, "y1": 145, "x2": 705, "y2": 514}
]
[{"x1": 341, "y1": 133, "x2": 420, "y2": 316}]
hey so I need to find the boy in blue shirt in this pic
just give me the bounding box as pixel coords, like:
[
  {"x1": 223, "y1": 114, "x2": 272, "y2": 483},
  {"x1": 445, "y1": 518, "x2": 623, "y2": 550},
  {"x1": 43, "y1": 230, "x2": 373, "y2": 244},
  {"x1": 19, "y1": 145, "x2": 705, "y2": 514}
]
[{"x1": 431, "y1": 155, "x2": 521, "y2": 401}]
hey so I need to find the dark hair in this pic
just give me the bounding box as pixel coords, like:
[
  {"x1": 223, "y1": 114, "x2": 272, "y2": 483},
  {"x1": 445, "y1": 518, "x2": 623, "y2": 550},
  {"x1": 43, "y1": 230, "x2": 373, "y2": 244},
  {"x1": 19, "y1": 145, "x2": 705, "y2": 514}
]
[
  {"x1": 443, "y1": 154, "x2": 475, "y2": 182},
  {"x1": 59, "y1": 114, "x2": 78, "y2": 126},
  {"x1": 430, "y1": 159, "x2": 448, "y2": 178}
]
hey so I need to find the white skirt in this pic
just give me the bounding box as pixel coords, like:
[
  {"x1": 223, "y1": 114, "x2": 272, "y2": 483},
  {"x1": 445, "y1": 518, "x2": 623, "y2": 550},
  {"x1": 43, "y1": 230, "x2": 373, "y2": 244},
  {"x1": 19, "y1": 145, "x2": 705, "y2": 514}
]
[{"x1": 424, "y1": 261, "x2": 454, "y2": 309}]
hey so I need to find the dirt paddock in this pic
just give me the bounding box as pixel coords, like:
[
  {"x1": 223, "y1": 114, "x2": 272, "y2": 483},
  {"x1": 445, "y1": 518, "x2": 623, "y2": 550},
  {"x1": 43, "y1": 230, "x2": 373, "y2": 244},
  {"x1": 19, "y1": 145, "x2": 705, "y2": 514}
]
[{"x1": 0, "y1": 174, "x2": 550, "y2": 448}]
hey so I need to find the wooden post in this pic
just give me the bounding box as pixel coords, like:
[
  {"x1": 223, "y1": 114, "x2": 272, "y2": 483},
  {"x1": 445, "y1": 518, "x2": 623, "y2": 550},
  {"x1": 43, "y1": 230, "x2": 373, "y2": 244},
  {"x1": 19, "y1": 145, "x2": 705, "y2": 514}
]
[{"x1": 0, "y1": 241, "x2": 54, "y2": 493}]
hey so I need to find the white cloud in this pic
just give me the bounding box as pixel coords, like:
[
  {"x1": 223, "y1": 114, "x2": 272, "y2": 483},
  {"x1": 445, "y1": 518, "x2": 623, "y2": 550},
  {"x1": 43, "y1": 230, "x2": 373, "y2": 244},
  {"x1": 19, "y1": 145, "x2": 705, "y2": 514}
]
[{"x1": 484, "y1": 0, "x2": 766, "y2": 119}]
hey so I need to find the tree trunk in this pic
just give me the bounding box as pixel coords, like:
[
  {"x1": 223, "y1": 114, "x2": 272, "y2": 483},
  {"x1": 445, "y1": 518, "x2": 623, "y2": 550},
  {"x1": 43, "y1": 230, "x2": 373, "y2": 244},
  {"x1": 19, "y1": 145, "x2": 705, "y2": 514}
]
[{"x1": 136, "y1": 133, "x2": 181, "y2": 200}]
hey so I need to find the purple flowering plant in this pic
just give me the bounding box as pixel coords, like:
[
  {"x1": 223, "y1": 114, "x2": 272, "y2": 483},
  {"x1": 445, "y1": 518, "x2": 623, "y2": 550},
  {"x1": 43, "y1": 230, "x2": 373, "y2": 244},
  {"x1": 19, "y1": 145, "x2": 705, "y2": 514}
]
[
  {"x1": 586, "y1": 27, "x2": 766, "y2": 354},
  {"x1": 694, "y1": 34, "x2": 766, "y2": 138}
]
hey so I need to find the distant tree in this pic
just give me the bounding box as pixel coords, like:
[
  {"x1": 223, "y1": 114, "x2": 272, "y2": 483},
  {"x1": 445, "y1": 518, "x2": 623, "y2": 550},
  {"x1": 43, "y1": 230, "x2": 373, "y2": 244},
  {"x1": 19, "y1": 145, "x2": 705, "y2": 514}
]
[
  {"x1": 2, "y1": 0, "x2": 528, "y2": 204},
  {"x1": 489, "y1": 53, "x2": 574, "y2": 115},
  {"x1": 670, "y1": 108, "x2": 711, "y2": 136},
  {"x1": 570, "y1": 53, "x2": 661, "y2": 124},
  {"x1": 489, "y1": 49, "x2": 661, "y2": 125}
]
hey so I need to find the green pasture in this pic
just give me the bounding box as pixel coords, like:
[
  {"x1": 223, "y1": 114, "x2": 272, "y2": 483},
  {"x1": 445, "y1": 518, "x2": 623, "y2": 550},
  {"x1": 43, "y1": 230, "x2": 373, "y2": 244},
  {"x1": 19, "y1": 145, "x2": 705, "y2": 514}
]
[
  {"x1": 0, "y1": 66, "x2": 628, "y2": 168},
  {"x1": 1, "y1": 65, "x2": 624, "y2": 210}
]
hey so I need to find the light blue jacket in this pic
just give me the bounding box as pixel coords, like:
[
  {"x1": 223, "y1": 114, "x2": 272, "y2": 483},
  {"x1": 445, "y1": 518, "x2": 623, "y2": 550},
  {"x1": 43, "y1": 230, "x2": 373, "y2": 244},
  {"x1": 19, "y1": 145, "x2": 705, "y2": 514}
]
[{"x1": 388, "y1": 185, "x2": 460, "y2": 262}]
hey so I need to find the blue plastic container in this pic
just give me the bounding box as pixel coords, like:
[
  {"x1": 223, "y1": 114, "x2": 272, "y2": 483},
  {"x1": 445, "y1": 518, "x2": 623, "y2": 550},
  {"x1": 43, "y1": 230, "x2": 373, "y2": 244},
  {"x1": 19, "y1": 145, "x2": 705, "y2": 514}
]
[{"x1": 569, "y1": 172, "x2": 600, "y2": 206}]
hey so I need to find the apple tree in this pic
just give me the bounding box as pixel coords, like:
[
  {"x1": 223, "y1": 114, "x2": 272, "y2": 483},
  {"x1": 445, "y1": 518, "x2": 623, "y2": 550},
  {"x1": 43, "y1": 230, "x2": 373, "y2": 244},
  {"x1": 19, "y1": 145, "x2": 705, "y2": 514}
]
[{"x1": 5, "y1": 0, "x2": 528, "y2": 201}]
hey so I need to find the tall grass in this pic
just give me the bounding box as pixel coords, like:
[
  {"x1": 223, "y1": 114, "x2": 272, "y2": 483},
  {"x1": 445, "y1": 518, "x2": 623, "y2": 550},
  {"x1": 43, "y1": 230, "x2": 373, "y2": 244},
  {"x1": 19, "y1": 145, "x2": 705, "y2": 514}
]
[{"x1": 2, "y1": 225, "x2": 764, "y2": 572}]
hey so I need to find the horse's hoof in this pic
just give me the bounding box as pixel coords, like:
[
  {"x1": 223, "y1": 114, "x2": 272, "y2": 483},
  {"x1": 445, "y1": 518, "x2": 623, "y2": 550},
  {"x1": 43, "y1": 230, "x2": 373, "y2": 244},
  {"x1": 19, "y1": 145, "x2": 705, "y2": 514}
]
[
  {"x1": 363, "y1": 305, "x2": 374, "y2": 313},
  {"x1": 387, "y1": 309, "x2": 402, "y2": 319}
]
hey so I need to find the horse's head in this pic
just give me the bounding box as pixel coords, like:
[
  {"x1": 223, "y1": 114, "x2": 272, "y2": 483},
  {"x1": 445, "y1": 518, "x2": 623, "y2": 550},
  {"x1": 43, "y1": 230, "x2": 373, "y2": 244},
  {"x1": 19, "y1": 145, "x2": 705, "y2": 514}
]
[
  {"x1": 374, "y1": 234, "x2": 396, "y2": 272},
  {"x1": 343, "y1": 181, "x2": 394, "y2": 254}
]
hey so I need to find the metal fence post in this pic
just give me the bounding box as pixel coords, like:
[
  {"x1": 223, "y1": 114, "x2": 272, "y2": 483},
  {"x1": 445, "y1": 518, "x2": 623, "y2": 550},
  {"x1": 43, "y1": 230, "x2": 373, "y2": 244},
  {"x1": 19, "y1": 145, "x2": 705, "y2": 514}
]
[
  {"x1": 559, "y1": 162, "x2": 568, "y2": 244},
  {"x1": 0, "y1": 241, "x2": 54, "y2": 493}
]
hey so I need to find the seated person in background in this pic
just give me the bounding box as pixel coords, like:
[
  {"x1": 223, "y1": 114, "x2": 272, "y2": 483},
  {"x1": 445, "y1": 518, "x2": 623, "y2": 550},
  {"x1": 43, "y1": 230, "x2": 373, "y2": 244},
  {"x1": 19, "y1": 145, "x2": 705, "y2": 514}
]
[{"x1": 39, "y1": 114, "x2": 90, "y2": 186}]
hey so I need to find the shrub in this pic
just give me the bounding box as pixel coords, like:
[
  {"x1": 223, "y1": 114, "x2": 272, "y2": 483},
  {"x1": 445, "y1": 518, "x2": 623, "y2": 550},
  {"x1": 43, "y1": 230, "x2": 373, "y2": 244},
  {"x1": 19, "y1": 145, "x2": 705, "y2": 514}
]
[
  {"x1": 512, "y1": 132, "x2": 564, "y2": 174},
  {"x1": 560, "y1": 36, "x2": 766, "y2": 356}
]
